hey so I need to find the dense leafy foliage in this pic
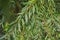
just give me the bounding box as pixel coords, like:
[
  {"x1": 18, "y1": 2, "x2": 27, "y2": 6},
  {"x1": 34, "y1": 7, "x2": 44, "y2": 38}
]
[{"x1": 0, "y1": 0, "x2": 60, "y2": 40}]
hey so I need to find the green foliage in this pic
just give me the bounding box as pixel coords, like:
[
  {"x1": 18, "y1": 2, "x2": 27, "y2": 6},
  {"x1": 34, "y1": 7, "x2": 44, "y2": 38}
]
[{"x1": 0, "y1": 0, "x2": 60, "y2": 40}]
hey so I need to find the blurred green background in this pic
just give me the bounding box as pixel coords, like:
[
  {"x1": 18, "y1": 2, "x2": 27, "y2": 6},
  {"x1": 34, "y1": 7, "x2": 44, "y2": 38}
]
[{"x1": 0, "y1": 0, "x2": 60, "y2": 40}]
